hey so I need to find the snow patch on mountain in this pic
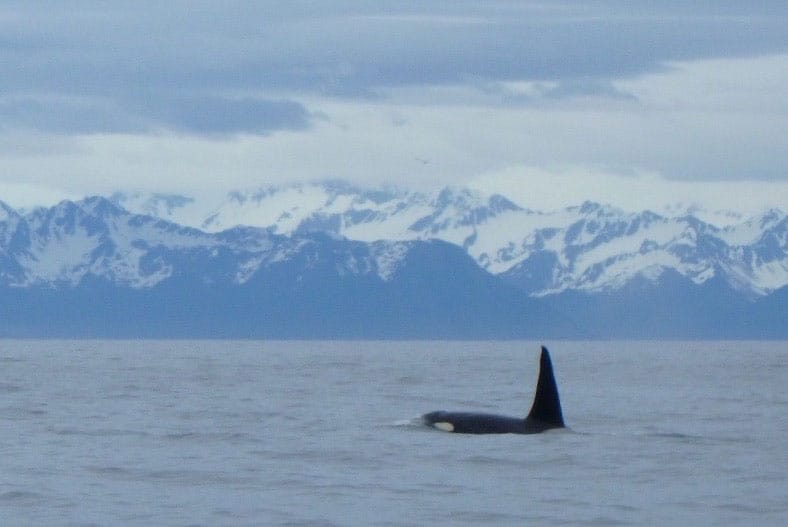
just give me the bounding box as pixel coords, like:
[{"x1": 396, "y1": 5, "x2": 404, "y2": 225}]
[
  {"x1": 751, "y1": 259, "x2": 788, "y2": 292},
  {"x1": 205, "y1": 186, "x2": 334, "y2": 233},
  {"x1": 234, "y1": 255, "x2": 265, "y2": 284},
  {"x1": 23, "y1": 225, "x2": 96, "y2": 285},
  {"x1": 578, "y1": 253, "x2": 685, "y2": 294},
  {"x1": 718, "y1": 209, "x2": 784, "y2": 246},
  {"x1": 372, "y1": 241, "x2": 410, "y2": 281}
]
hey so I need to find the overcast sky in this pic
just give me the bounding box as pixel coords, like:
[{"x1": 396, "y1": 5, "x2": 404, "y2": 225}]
[{"x1": 1, "y1": 1, "x2": 787, "y2": 213}]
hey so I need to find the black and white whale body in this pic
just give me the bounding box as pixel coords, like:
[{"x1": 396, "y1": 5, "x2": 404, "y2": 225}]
[{"x1": 422, "y1": 346, "x2": 565, "y2": 434}]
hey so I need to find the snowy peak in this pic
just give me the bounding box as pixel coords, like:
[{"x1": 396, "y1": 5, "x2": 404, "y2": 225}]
[
  {"x1": 0, "y1": 197, "x2": 430, "y2": 289},
  {"x1": 79, "y1": 196, "x2": 126, "y2": 218},
  {"x1": 0, "y1": 200, "x2": 19, "y2": 222},
  {"x1": 3, "y1": 198, "x2": 232, "y2": 287},
  {"x1": 719, "y1": 208, "x2": 785, "y2": 246},
  {"x1": 203, "y1": 182, "x2": 357, "y2": 234},
  {"x1": 410, "y1": 187, "x2": 522, "y2": 236},
  {"x1": 107, "y1": 181, "x2": 788, "y2": 297},
  {"x1": 0, "y1": 201, "x2": 24, "y2": 247},
  {"x1": 110, "y1": 192, "x2": 194, "y2": 218},
  {"x1": 110, "y1": 191, "x2": 206, "y2": 229}
]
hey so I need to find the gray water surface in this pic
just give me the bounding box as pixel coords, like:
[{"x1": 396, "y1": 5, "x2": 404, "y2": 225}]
[{"x1": 1, "y1": 340, "x2": 786, "y2": 526}]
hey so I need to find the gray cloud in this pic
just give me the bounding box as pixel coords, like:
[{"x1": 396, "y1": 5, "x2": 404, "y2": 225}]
[
  {"x1": 0, "y1": 96, "x2": 144, "y2": 134},
  {"x1": 144, "y1": 96, "x2": 311, "y2": 136},
  {"x1": 3, "y1": 2, "x2": 787, "y2": 102},
  {"x1": 0, "y1": 94, "x2": 311, "y2": 136}
]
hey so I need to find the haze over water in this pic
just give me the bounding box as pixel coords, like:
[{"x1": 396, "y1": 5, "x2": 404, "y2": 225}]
[{"x1": 1, "y1": 340, "x2": 786, "y2": 526}]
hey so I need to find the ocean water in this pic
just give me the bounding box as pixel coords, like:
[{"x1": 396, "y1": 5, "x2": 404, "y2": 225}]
[{"x1": 0, "y1": 340, "x2": 786, "y2": 526}]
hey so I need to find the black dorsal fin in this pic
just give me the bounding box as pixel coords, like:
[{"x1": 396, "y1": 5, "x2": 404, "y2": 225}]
[{"x1": 526, "y1": 346, "x2": 565, "y2": 427}]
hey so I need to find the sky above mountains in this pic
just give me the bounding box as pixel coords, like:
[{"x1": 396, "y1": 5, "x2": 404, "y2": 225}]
[{"x1": 1, "y1": 1, "x2": 787, "y2": 212}]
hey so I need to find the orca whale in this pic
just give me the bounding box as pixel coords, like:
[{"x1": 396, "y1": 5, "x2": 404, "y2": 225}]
[{"x1": 422, "y1": 346, "x2": 565, "y2": 434}]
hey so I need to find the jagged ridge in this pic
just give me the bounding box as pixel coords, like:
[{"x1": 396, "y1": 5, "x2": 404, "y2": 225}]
[{"x1": 112, "y1": 181, "x2": 787, "y2": 298}]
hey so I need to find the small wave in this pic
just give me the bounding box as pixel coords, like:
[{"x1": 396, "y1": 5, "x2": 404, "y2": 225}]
[
  {"x1": 644, "y1": 431, "x2": 753, "y2": 445},
  {"x1": 447, "y1": 510, "x2": 528, "y2": 523},
  {"x1": 580, "y1": 516, "x2": 629, "y2": 526},
  {"x1": 163, "y1": 431, "x2": 201, "y2": 440},
  {"x1": 0, "y1": 357, "x2": 24, "y2": 363},
  {"x1": 648, "y1": 432, "x2": 701, "y2": 440},
  {"x1": 466, "y1": 454, "x2": 509, "y2": 465},
  {"x1": 0, "y1": 490, "x2": 46, "y2": 504},
  {"x1": 161, "y1": 431, "x2": 263, "y2": 444},
  {"x1": 716, "y1": 502, "x2": 771, "y2": 514},
  {"x1": 141, "y1": 469, "x2": 256, "y2": 486},
  {"x1": 391, "y1": 416, "x2": 425, "y2": 428},
  {"x1": 85, "y1": 465, "x2": 133, "y2": 476},
  {"x1": 49, "y1": 427, "x2": 150, "y2": 438}
]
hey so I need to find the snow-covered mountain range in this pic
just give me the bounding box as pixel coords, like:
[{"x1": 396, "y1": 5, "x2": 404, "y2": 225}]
[
  {"x1": 111, "y1": 181, "x2": 787, "y2": 300},
  {"x1": 1, "y1": 182, "x2": 784, "y2": 338},
  {"x1": 0, "y1": 195, "x2": 571, "y2": 338}
]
